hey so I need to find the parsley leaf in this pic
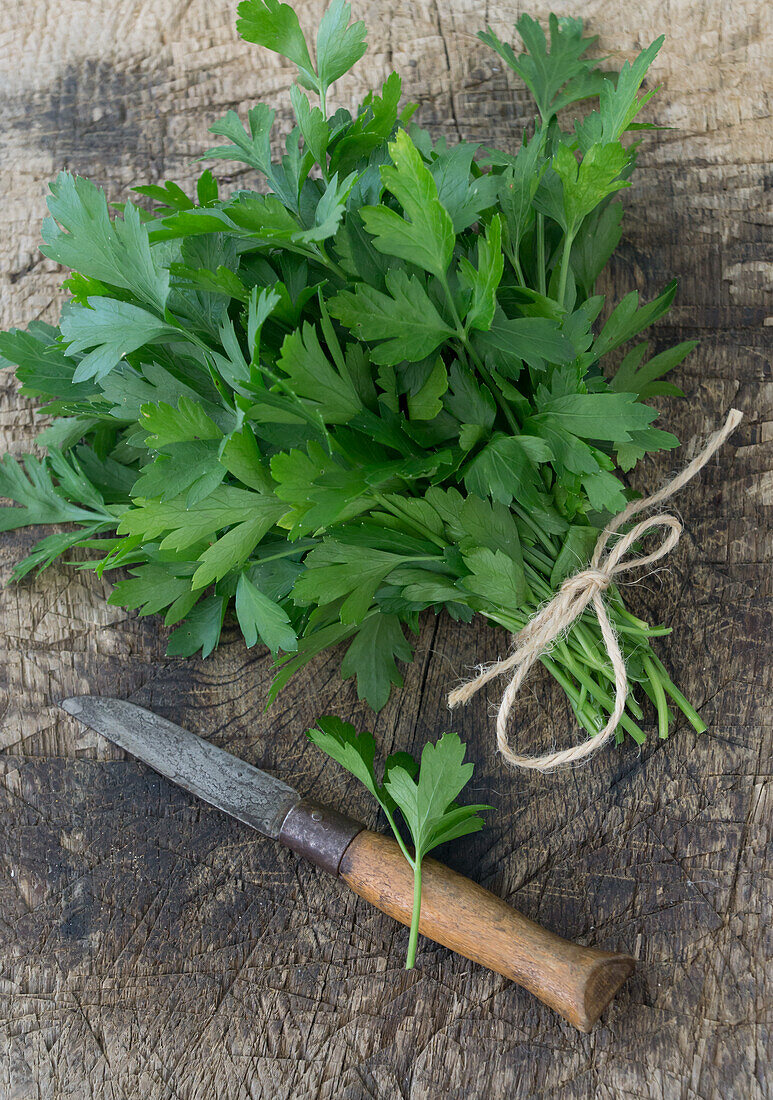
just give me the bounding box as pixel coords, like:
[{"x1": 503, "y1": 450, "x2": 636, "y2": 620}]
[
  {"x1": 460, "y1": 215, "x2": 505, "y2": 332},
  {"x1": 464, "y1": 432, "x2": 552, "y2": 508},
  {"x1": 108, "y1": 564, "x2": 194, "y2": 618},
  {"x1": 61, "y1": 299, "x2": 178, "y2": 383},
  {"x1": 236, "y1": 0, "x2": 317, "y2": 89},
  {"x1": 132, "y1": 441, "x2": 225, "y2": 506},
  {"x1": 479, "y1": 14, "x2": 605, "y2": 124},
  {"x1": 340, "y1": 613, "x2": 413, "y2": 710},
  {"x1": 167, "y1": 595, "x2": 227, "y2": 658},
  {"x1": 593, "y1": 282, "x2": 678, "y2": 357},
  {"x1": 277, "y1": 322, "x2": 362, "y2": 423},
  {"x1": 117, "y1": 486, "x2": 282, "y2": 552},
  {"x1": 204, "y1": 105, "x2": 283, "y2": 191},
  {"x1": 361, "y1": 130, "x2": 455, "y2": 279},
  {"x1": 0, "y1": 450, "x2": 114, "y2": 532},
  {"x1": 293, "y1": 541, "x2": 411, "y2": 624},
  {"x1": 492, "y1": 130, "x2": 547, "y2": 275},
  {"x1": 315, "y1": 0, "x2": 367, "y2": 94},
  {"x1": 331, "y1": 269, "x2": 454, "y2": 364},
  {"x1": 532, "y1": 391, "x2": 657, "y2": 441},
  {"x1": 235, "y1": 571, "x2": 298, "y2": 653},
  {"x1": 140, "y1": 397, "x2": 223, "y2": 447},
  {"x1": 546, "y1": 142, "x2": 630, "y2": 239},
  {"x1": 0, "y1": 326, "x2": 98, "y2": 400},
  {"x1": 237, "y1": 0, "x2": 365, "y2": 104},
  {"x1": 41, "y1": 174, "x2": 169, "y2": 311}
]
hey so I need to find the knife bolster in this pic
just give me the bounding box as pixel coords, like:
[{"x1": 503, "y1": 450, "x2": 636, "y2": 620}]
[{"x1": 279, "y1": 799, "x2": 364, "y2": 875}]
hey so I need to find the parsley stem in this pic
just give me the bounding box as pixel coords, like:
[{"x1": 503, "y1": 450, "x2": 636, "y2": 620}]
[
  {"x1": 536, "y1": 212, "x2": 547, "y2": 296},
  {"x1": 382, "y1": 802, "x2": 422, "y2": 966},
  {"x1": 406, "y1": 861, "x2": 422, "y2": 970},
  {"x1": 465, "y1": 344, "x2": 520, "y2": 435},
  {"x1": 512, "y1": 503, "x2": 557, "y2": 555},
  {"x1": 606, "y1": 612, "x2": 671, "y2": 639},
  {"x1": 643, "y1": 655, "x2": 670, "y2": 739},
  {"x1": 269, "y1": 239, "x2": 346, "y2": 281},
  {"x1": 542, "y1": 656, "x2": 601, "y2": 738},
  {"x1": 650, "y1": 655, "x2": 708, "y2": 734},
  {"x1": 570, "y1": 633, "x2": 646, "y2": 722},
  {"x1": 438, "y1": 271, "x2": 521, "y2": 436},
  {"x1": 509, "y1": 247, "x2": 527, "y2": 288},
  {"x1": 571, "y1": 631, "x2": 620, "y2": 679},
  {"x1": 521, "y1": 544, "x2": 554, "y2": 576},
  {"x1": 557, "y1": 231, "x2": 575, "y2": 308},
  {"x1": 637, "y1": 675, "x2": 674, "y2": 728},
  {"x1": 554, "y1": 643, "x2": 647, "y2": 743},
  {"x1": 371, "y1": 491, "x2": 447, "y2": 550},
  {"x1": 483, "y1": 606, "x2": 647, "y2": 743},
  {"x1": 607, "y1": 597, "x2": 673, "y2": 636},
  {"x1": 604, "y1": 592, "x2": 651, "y2": 631},
  {"x1": 314, "y1": 244, "x2": 347, "y2": 281},
  {"x1": 248, "y1": 543, "x2": 315, "y2": 565},
  {"x1": 558, "y1": 623, "x2": 643, "y2": 719},
  {"x1": 382, "y1": 805, "x2": 414, "y2": 865},
  {"x1": 570, "y1": 623, "x2": 606, "y2": 667},
  {"x1": 523, "y1": 567, "x2": 556, "y2": 602}
]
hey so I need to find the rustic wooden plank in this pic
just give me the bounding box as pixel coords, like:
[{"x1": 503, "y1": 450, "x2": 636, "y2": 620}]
[{"x1": 0, "y1": 1, "x2": 770, "y2": 1097}]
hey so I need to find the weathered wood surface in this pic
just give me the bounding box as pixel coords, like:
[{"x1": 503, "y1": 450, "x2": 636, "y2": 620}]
[{"x1": 0, "y1": 0, "x2": 770, "y2": 1096}]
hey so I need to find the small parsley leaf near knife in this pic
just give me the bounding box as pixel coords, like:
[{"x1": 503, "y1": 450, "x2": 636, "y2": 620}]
[{"x1": 307, "y1": 717, "x2": 490, "y2": 968}]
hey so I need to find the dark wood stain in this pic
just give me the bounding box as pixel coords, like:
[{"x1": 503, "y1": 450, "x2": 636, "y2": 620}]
[{"x1": 7, "y1": 59, "x2": 172, "y2": 178}]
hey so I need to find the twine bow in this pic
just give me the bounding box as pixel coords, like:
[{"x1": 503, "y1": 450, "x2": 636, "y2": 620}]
[{"x1": 448, "y1": 408, "x2": 743, "y2": 772}]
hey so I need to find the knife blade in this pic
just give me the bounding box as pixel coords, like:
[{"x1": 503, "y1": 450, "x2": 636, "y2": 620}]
[
  {"x1": 60, "y1": 695, "x2": 361, "y2": 874},
  {"x1": 61, "y1": 695, "x2": 300, "y2": 837},
  {"x1": 59, "y1": 694, "x2": 635, "y2": 1031}
]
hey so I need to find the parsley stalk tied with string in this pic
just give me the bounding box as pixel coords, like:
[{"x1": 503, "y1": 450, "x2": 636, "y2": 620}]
[{"x1": 0, "y1": 3, "x2": 722, "y2": 757}]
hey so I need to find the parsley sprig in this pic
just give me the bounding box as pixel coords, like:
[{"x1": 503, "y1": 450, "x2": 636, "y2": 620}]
[
  {"x1": 308, "y1": 717, "x2": 489, "y2": 968},
  {"x1": 0, "y1": 5, "x2": 706, "y2": 747}
]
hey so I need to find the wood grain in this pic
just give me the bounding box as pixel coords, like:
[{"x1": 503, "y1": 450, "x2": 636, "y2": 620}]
[
  {"x1": 0, "y1": 1, "x2": 771, "y2": 1097},
  {"x1": 339, "y1": 830, "x2": 636, "y2": 1032}
]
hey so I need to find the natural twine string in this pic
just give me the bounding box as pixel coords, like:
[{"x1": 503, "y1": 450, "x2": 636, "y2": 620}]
[{"x1": 448, "y1": 408, "x2": 743, "y2": 773}]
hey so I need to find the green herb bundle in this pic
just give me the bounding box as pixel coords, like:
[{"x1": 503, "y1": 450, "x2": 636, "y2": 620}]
[{"x1": 0, "y1": 3, "x2": 705, "y2": 746}]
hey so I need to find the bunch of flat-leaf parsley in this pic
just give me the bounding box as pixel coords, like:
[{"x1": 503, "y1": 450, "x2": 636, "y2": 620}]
[{"x1": 0, "y1": 3, "x2": 706, "y2": 747}]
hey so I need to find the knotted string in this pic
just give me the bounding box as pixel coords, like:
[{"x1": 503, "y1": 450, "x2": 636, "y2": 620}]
[{"x1": 448, "y1": 408, "x2": 743, "y2": 772}]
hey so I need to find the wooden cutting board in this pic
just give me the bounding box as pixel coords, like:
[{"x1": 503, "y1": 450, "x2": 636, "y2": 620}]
[{"x1": 0, "y1": 2, "x2": 769, "y2": 1096}]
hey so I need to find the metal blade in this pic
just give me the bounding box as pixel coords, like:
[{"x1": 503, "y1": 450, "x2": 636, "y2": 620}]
[{"x1": 60, "y1": 696, "x2": 300, "y2": 839}]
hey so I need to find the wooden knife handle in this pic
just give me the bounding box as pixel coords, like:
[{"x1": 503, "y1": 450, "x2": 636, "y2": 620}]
[
  {"x1": 339, "y1": 829, "x2": 635, "y2": 1032},
  {"x1": 279, "y1": 801, "x2": 634, "y2": 1031}
]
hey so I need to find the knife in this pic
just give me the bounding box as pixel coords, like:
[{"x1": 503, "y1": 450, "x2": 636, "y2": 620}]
[{"x1": 60, "y1": 695, "x2": 634, "y2": 1031}]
